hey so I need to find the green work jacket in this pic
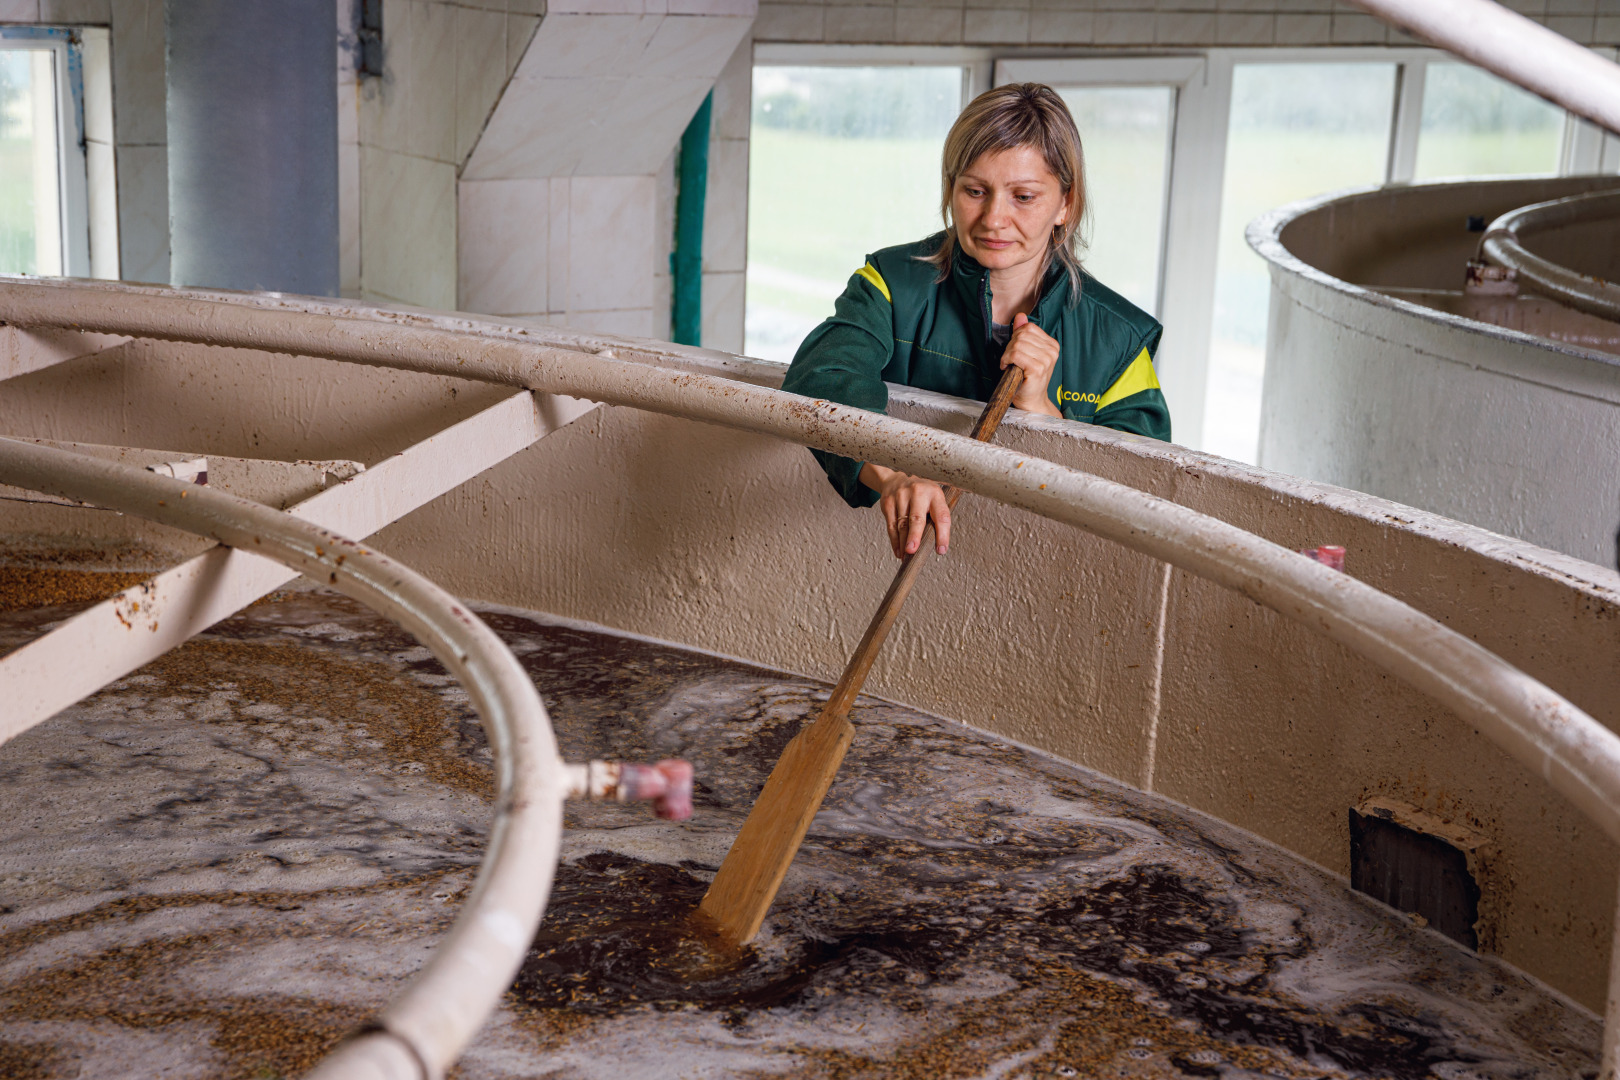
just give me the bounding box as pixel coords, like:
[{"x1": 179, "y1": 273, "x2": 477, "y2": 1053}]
[{"x1": 781, "y1": 234, "x2": 1171, "y2": 509}]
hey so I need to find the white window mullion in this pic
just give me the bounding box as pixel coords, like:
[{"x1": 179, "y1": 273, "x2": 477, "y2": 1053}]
[
  {"x1": 966, "y1": 58, "x2": 993, "y2": 102},
  {"x1": 55, "y1": 37, "x2": 90, "y2": 277},
  {"x1": 1387, "y1": 59, "x2": 1426, "y2": 184},
  {"x1": 1561, "y1": 117, "x2": 1602, "y2": 174},
  {"x1": 1156, "y1": 51, "x2": 1232, "y2": 452},
  {"x1": 1560, "y1": 47, "x2": 1620, "y2": 176}
]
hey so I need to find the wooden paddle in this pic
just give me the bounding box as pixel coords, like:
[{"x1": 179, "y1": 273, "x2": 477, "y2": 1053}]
[{"x1": 698, "y1": 364, "x2": 1026, "y2": 945}]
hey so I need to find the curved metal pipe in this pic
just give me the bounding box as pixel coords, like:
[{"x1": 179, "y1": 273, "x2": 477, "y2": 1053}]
[
  {"x1": 1344, "y1": 0, "x2": 1620, "y2": 136},
  {"x1": 1481, "y1": 190, "x2": 1620, "y2": 323},
  {"x1": 0, "y1": 436, "x2": 564, "y2": 1080}
]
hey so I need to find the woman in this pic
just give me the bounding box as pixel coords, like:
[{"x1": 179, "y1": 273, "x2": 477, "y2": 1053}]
[{"x1": 781, "y1": 82, "x2": 1171, "y2": 560}]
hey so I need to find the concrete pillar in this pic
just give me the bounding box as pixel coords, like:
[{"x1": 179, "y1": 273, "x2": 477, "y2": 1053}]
[{"x1": 165, "y1": 0, "x2": 339, "y2": 295}]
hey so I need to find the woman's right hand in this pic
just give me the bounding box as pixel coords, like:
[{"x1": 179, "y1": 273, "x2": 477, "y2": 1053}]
[{"x1": 859, "y1": 463, "x2": 952, "y2": 559}]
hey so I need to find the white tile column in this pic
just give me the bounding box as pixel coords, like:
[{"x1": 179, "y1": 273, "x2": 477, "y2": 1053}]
[{"x1": 456, "y1": 0, "x2": 755, "y2": 337}]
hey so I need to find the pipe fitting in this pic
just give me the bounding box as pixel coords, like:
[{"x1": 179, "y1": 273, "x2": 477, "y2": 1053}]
[
  {"x1": 145, "y1": 457, "x2": 209, "y2": 484},
  {"x1": 563, "y1": 759, "x2": 694, "y2": 821}
]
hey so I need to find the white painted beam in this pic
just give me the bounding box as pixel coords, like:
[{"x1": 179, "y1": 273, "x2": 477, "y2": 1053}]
[
  {"x1": 0, "y1": 326, "x2": 129, "y2": 382},
  {"x1": 0, "y1": 389, "x2": 596, "y2": 746}
]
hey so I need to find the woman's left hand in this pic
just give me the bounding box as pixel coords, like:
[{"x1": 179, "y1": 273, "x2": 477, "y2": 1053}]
[{"x1": 1001, "y1": 313, "x2": 1062, "y2": 417}]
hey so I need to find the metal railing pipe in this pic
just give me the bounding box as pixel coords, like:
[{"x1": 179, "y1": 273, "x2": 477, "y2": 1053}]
[
  {"x1": 1345, "y1": 0, "x2": 1620, "y2": 135},
  {"x1": 1480, "y1": 189, "x2": 1620, "y2": 322},
  {"x1": 0, "y1": 436, "x2": 564, "y2": 1080}
]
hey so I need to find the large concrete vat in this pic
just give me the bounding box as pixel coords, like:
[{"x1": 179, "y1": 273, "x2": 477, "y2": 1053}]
[
  {"x1": 0, "y1": 282, "x2": 1616, "y2": 1073},
  {"x1": 1253, "y1": 176, "x2": 1620, "y2": 569}
]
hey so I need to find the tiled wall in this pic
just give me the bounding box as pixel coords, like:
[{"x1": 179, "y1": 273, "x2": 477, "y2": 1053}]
[
  {"x1": 16, "y1": 0, "x2": 1611, "y2": 349},
  {"x1": 354, "y1": 0, "x2": 542, "y2": 309},
  {"x1": 2, "y1": 0, "x2": 512, "y2": 296},
  {"x1": 702, "y1": 34, "x2": 751, "y2": 352},
  {"x1": 4, "y1": 0, "x2": 749, "y2": 345},
  {"x1": 752, "y1": 0, "x2": 1620, "y2": 47},
  {"x1": 107, "y1": 0, "x2": 168, "y2": 284},
  {"x1": 458, "y1": 174, "x2": 660, "y2": 336},
  {"x1": 648, "y1": 32, "x2": 752, "y2": 351},
  {"x1": 649, "y1": 32, "x2": 753, "y2": 351},
  {"x1": 455, "y1": 1, "x2": 754, "y2": 338}
]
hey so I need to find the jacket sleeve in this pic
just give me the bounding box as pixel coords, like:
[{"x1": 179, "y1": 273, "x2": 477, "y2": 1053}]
[
  {"x1": 779, "y1": 265, "x2": 896, "y2": 508},
  {"x1": 1092, "y1": 323, "x2": 1172, "y2": 443}
]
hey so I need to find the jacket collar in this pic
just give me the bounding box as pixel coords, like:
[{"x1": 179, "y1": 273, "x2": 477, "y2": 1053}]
[{"x1": 950, "y1": 245, "x2": 1071, "y2": 342}]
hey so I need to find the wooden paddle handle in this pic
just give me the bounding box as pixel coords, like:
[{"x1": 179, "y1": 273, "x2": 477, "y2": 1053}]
[
  {"x1": 698, "y1": 365, "x2": 1028, "y2": 944},
  {"x1": 965, "y1": 362, "x2": 1028, "y2": 444},
  {"x1": 819, "y1": 365, "x2": 1025, "y2": 719}
]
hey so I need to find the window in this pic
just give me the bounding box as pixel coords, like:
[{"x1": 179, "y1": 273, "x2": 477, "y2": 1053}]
[
  {"x1": 1205, "y1": 63, "x2": 1397, "y2": 463},
  {"x1": 0, "y1": 28, "x2": 98, "y2": 280},
  {"x1": 745, "y1": 65, "x2": 966, "y2": 362},
  {"x1": 1055, "y1": 86, "x2": 1174, "y2": 316},
  {"x1": 0, "y1": 44, "x2": 62, "y2": 275},
  {"x1": 1412, "y1": 62, "x2": 1565, "y2": 180}
]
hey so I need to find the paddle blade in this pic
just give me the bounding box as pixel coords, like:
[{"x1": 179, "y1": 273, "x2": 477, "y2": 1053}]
[{"x1": 698, "y1": 709, "x2": 855, "y2": 944}]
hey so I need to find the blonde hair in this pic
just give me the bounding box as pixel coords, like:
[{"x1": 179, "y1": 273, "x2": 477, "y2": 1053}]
[{"x1": 925, "y1": 82, "x2": 1087, "y2": 299}]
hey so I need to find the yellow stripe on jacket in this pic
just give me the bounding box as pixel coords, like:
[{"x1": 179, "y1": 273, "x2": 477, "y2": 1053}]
[
  {"x1": 854, "y1": 263, "x2": 891, "y2": 303},
  {"x1": 1096, "y1": 347, "x2": 1160, "y2": 411}
]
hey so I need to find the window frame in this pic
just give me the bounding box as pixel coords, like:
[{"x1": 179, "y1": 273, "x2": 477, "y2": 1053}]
[
  {"x1": 1562, "y1": 49, "x2": 1620, "y2": 174},
  {"x1": 752, "y1": 43, "x2": 995, "y2": 106},
  {"x1": 997, "y1": 55, "x2": 1219, "y2": 440},
  {"x1": 0, "y1": 26, "x2": 89, "y2": 278}
]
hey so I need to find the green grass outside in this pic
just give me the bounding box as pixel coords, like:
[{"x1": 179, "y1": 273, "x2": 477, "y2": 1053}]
[
  {"x1": 0, "y1": 137, "x2": 36, "y2": 275},
  {"x1": 1412, "y1": 129, "x2": 1562, "y2": 182},
  {"x1": 748, "y1": 123, "x2": 1568, "y2": 349},
  {"x1": 747, "y1": 127, "x2": 945, "y2": 318}
]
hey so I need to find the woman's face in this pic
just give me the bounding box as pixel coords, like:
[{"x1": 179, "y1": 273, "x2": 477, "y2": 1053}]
[{"x1": 950, "y1": 145, "x2": 1070, "y2": 274}]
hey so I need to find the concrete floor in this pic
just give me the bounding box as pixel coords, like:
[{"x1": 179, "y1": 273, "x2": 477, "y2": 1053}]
[{"x1": 0, "y1": 576, "x2": 1601, "y2": 1079}]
